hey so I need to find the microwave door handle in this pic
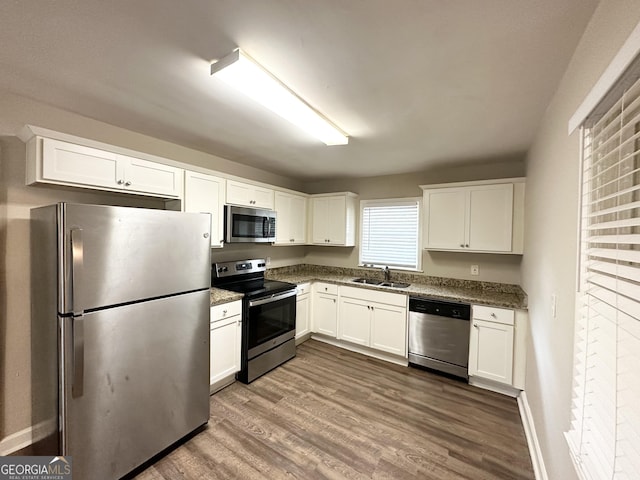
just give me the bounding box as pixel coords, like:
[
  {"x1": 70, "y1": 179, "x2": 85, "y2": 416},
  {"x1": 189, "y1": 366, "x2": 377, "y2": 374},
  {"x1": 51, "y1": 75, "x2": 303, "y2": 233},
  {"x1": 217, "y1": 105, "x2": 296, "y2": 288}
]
[{"x1": 262, "y1": 217, "x2": 267, "y2": 238}]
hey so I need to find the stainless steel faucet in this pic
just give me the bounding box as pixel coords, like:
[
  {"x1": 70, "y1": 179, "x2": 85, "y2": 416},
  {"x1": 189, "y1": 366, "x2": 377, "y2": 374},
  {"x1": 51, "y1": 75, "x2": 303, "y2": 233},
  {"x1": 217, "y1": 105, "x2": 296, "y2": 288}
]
[{"x1": 382, "y1": 266, "x2": 391, "y2": 282}]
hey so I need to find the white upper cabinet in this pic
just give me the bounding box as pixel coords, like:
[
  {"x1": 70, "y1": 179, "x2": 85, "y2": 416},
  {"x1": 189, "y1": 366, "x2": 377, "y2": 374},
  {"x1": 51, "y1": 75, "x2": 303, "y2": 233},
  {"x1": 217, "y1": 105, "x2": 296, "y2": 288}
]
[
  {"x1": 274, "y1": 191, "x2": 307, "y2": 245},
  {"x1": 422, "y1": 178, "x2": 524, "y2": 254},
  {"x1": 26, "y1": 134, "x2": 183, "y2": 199},
  {"x1": 226, "y1": 179, "x2": 274, "y2": 210},
  {"x1": 310, "y1": 193, "x2": 358, "y2": 246},
  {"x1": 184, "y1": 171, "x2": 226, "y2": 248}
]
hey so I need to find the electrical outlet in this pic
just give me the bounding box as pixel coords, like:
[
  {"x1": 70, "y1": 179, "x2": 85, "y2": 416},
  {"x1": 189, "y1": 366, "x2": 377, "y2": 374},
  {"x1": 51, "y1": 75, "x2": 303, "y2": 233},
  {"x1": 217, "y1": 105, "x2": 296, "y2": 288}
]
[
  {"x1": 551, "y1": 294, "x2": 557, "y2": 318},
  {"x1": 470, "y1": 264, "x2": 479, "y2": 276},
  {"x1": 266, "y1": 256, "x2": 271, "y2": 266}
]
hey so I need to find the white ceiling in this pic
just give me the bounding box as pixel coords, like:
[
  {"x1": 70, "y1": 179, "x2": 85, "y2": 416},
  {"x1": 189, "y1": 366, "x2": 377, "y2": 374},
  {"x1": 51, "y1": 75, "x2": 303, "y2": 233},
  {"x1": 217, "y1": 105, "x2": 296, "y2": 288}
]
[{"x1": 0, "y1": 0, "x2": 597, "y2": 181}]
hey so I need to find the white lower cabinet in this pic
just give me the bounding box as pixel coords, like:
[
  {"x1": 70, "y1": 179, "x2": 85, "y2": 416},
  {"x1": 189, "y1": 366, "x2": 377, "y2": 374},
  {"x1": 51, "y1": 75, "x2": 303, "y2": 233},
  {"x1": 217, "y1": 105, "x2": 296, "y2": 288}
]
[
  {"x1": 338, "y1": 286, "x2": 407, "y2": 357},
  {"x1": 312, "y1": 283, "x2": 339, "y2": 337},
  {"x1": 370, "y1": 303, "x2": 407, "y2": 356},
  {"x1": 295, "y1": 283, "x2": 311, "y2": 339},
  {"x1": 338, "y1": 298, "x2": 371, "y2": 345},
  {"x1": 210, "y1": 301, "x2": 242, "y2": 389},
  {"x1": 468, "y1": 305, "x2": 515, "y2": 385}
]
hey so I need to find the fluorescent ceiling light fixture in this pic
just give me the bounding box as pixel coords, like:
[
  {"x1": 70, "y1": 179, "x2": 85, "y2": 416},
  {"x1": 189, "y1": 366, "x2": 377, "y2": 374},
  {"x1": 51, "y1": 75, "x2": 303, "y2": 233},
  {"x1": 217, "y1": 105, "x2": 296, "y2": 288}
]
[{"x1": 211, "y1": 49, "x2": 348, "y2": 146}]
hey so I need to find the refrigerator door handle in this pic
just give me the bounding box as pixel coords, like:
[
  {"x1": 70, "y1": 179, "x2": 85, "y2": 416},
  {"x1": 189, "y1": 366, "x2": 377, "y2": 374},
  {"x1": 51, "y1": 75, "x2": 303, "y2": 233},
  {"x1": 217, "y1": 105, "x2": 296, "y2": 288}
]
[
  {"x1": 70, "y1": 228, "x2": 84, "y2": 315},
  {"x1": 72, "y1": 315, "x2": 85, "y2": 398}
]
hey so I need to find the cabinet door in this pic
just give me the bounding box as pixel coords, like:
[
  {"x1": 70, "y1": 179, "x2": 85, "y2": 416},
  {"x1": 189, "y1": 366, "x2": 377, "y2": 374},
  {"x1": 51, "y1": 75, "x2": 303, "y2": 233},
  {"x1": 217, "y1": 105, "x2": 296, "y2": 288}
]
[
  {"x1": 327, "y1": 196, "x2": 347, "y2": 245},
  {"x1": 184, "y1": 171, "x2": 226, "y2": 248},
  {"x1": 296, "y1": 294, "x2": 311, "y2": 339},
  {"x1": 290, "y1": 194, "x2": 307, "y2": 244},
  {"x1": 226, "y1": 180, "x2": 274, "y2": 209},
  {"x1": 275, "y1": 192, "x2": 292, "y2": 244},
  {"x1": 467, "y1": 184, "x2": 514, "y2": 252},
  {"x1": 311, "y1": 197, "x2": 329, "y2": 244},
  {"x1": 313, "y1": 293, "x2": 338, "y2": 337},
  {"x1": 469, "y1": 319, "x2": 514, "y2": 384},
  {"x1": 226, "y1": 180, "x2": 252, "y2": 206},
  {"x1": 424, "y1": 188, "x2": 467, "y2": 249},
  {"x1": 370, "y1": 303, "x2": 407, "y2": 356},
  {"x1": 42, "y1": 138, "x2": 123, "y2": 190},
  {"x1": 338, "y1": 298, "x2": 371, "y2": 346},
  {"x1": 252, "y1": 185, "x2": 275, "y2": 210},
  {"x1": 210, "y1": 316, "x2": 241, "y2": 385},
  {"x1": 121, "y1": 155, "x2": 183, "y2": 198}
]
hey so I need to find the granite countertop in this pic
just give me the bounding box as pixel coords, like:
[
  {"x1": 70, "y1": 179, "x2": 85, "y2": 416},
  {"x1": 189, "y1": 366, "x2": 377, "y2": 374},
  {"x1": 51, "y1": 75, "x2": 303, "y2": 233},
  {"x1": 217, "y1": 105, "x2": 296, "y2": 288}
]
[
  {"x1": 210, "y1": 288, "x2": 243, "y2": 306},
  {"x1": 266, "y1": 265, "x2": 527, "y2": 310}
]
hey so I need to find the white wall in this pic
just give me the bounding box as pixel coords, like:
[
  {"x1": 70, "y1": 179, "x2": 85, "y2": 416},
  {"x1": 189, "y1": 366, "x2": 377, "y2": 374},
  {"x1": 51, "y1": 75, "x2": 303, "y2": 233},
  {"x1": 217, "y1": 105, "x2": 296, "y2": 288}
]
[{"x1": 521, "y1": 2, "x2": 640, "y2": 479}]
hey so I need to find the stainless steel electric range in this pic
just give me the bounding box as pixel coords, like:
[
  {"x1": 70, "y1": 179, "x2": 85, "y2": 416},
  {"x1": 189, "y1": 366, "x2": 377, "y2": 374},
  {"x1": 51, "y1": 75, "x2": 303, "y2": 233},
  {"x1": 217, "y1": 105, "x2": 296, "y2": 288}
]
[{"x1": 211, "y1": 259, "x2": 297, "y2": 383}]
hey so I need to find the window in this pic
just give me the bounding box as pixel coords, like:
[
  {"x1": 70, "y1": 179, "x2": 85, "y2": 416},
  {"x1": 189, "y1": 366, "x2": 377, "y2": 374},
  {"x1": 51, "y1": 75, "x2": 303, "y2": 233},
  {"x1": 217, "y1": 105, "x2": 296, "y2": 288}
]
[
  {"x1": 359, "y1": 198, "x2": 421, "y2": 270},
  {"x1": 566, "y1": 67, "x2": 640, "y2": 479}
]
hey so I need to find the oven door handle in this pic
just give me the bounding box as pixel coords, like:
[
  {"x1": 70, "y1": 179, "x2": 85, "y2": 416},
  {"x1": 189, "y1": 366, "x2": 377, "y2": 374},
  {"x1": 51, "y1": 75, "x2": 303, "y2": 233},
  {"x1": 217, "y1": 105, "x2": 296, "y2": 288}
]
[{"x1": 249, "y1": 289, "x2": 297, "y2": 307}]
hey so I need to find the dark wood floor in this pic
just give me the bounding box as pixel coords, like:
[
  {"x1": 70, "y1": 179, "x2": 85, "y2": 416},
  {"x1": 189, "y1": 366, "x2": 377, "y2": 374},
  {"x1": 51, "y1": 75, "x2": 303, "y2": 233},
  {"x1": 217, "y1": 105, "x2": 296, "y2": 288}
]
[{"x1": 135, "y1": 340, "x2": 534, "y2": 480}]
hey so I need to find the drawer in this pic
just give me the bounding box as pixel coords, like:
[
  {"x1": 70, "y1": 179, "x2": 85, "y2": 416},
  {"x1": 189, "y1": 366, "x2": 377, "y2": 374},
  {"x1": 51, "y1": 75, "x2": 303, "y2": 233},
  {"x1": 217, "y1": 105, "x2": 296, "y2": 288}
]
[
  {"x1": 472, "y1": 305, "x2": 514, "y2": 326},
  {"x1": 314, "y1": 283, "x2": 338, "y2": 295},
  {"x1": 211, "y1": 300, "x2": 242, "y2": 322},
  {"x1": 297, "y1": 283, "x2": 311, "y2": 296}
]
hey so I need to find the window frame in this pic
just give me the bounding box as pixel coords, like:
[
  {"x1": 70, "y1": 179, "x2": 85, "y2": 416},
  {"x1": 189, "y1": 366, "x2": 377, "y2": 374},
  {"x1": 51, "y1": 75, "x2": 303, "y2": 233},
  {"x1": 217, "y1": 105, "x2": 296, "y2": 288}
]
[{"x1": 358, "y1": 197, "x2": 422, "y2": 272}]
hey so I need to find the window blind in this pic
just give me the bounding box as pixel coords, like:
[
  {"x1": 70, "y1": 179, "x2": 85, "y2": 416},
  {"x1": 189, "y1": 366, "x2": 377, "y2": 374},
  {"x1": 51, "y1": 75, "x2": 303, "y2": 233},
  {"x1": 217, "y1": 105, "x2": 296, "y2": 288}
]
[
  {"x1": 566, "y1": 72, "x2": 640, "y2": 480},
  {"x1": 360, "y1": 200, "x2": 420, "y2": 269}
]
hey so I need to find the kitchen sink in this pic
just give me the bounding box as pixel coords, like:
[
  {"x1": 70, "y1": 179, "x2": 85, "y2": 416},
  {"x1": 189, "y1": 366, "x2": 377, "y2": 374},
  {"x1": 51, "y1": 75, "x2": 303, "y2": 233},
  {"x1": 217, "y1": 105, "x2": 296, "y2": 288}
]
[
  {"x1": 379, "y1": 282, "x2": 411, "y2": 289},
  {"x1": 352, "y1": 277, "x2": 383, "y2": 285},
  {"x1": 352, "y1": 278, "x2": 410, "y2": 289}
]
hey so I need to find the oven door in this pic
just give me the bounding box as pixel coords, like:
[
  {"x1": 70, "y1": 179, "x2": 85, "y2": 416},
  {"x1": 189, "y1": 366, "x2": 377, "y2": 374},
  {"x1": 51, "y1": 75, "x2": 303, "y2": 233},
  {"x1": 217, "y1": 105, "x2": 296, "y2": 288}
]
[
  {"x1": 246, "y1": 289, "x2": 296, "y2": 359},
  {"x1": 225, "y1": 205, "x2": 276, "y2": 243}
]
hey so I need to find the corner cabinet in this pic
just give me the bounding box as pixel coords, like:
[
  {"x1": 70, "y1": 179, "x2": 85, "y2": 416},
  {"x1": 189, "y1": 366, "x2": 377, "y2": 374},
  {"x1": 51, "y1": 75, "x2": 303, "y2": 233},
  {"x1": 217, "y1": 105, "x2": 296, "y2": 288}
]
[
  {"x1": 210, "y1": 301, "x2": 242, "y2": 392},
  {"x1": 468, "y1": 305, "x2": 527, "y2": 391},
  {"x1": 275, "y1": 191, "x2": 307, "y2": 245},
  {"x1": 184, "y1": 171, "x2": 226, "y2": 248},
  {"x1": 421, "y1": 178, "x2": 525, "y2": 254},
  {"x1": 25, "y1": 135, "x2": 183, "y2": 199},
  {"x1": 226, "y1": 179, "x2": 274, "y2": 210},
  {"x1": 310, "y1": 192, "x2": 358, "y2": 246}
]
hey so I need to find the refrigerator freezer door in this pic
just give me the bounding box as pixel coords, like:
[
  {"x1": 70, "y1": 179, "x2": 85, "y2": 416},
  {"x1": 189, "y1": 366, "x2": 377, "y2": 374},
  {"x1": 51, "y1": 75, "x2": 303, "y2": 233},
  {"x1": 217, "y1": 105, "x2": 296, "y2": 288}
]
[
  {"x1": 58, "y1": 203, "x2": 211, "y2": 314},
  {"x1": 61, "y1": 289, "x2": 210, "y2": 480}
]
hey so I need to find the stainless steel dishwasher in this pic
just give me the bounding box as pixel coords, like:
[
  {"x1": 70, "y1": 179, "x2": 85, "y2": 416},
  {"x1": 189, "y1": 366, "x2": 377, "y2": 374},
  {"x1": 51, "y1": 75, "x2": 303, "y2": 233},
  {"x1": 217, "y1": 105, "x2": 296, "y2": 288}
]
[{"x1": 408, "y1": 297, "x2": 471, "y2": 380}]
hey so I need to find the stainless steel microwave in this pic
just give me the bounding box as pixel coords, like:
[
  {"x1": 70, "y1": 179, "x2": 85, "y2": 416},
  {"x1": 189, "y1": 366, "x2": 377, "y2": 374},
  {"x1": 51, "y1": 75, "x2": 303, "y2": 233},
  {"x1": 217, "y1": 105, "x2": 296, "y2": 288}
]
[{"x1": 224, "y1": 205, "x2": 276, "y2": 243}]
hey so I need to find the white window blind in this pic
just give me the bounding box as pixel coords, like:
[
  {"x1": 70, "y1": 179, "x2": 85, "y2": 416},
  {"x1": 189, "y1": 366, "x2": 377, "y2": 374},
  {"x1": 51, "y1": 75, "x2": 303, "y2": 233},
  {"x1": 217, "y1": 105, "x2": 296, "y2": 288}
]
[
  {"x1": 359, "y1": 199, "x2": 420, "y2": 270},
  {"x1": 566, "y1": 71, "x2": 640, "y2": 480}
]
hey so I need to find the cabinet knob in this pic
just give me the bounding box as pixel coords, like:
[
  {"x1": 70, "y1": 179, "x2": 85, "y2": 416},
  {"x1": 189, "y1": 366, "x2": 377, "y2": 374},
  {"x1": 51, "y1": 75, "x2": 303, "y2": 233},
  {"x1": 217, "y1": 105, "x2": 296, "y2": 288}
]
[
  {"x1": 333, "y1": 299, "x2": 336, "y2": 303},
  {"x1": 324, "y1": 287, "x2": 328, "y2": 291},
  {"x1": 474, "y1": 323, "x2": 479, "y2": 328},
  {"x1": 490, "y1": 312, "x2": 497, "y2": 318},
  {"x1": 460, "y1": 244, "x2": 464, "y2": 247},
  {"x1": 117, "y1": 179, "x2": 124, "y2": 185},
  {"x1": 465, "y1": 244, "x2": 469, "y2": 248},
  {"x1": 125, "y1": 181, "x2": 132, "y2": 187},
  {"x1": 222, "y1": 309, "x2": 227, "y2": 315},
  {"x1": 203, "y1": 233, "x2": 209, "y2": 239}
]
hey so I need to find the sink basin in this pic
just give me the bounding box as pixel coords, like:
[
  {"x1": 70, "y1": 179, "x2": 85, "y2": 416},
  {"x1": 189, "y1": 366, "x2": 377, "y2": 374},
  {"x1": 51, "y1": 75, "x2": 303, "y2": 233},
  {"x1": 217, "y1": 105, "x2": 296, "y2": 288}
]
[
  {"x1": 379, "y1": 282, "x2": 411, "y2": 289},
  {"x1": 352, "y1": 277, "x2": 383, "y2": 285}
]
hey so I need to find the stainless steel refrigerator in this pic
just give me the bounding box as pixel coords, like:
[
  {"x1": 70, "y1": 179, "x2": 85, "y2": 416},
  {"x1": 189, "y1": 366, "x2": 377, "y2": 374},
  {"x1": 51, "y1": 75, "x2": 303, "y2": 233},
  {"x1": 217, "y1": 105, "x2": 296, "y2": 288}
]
[{"x1": 30, "y1": 203, "x2": 212, "y2": 480}]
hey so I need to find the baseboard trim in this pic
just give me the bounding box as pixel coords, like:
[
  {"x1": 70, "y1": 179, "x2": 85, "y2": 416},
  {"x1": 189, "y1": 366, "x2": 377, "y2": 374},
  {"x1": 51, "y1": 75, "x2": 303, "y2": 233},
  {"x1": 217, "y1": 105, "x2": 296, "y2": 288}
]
[
  {"x1": 310, "y1": 334, "x2": 408, "y2": 366},
  {"x1": 518, "y1": 391, "x2": 549, "y2": 480},
  {"x1": 0, "y1": 419, "x2": 56, "y2": 456}
]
